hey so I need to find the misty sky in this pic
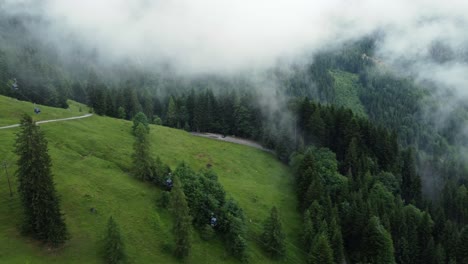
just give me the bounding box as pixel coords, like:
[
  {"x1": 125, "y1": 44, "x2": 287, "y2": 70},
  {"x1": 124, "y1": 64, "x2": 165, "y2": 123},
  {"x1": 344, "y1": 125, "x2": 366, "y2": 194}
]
[{"x1": 3, "y1": 0, "x2": 468, "y2": 91}]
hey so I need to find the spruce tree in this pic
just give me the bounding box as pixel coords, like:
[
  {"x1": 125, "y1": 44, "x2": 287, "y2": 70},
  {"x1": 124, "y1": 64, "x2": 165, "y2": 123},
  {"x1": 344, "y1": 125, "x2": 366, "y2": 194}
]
[
  {"x1": 166, "y1": 96, "x2": 178, "y2": 128},
  {"x1": 401, "y1": 149, "x2": 421, "y2": 204},
  {"x1": 104, "y1": 216, "x2": 125, "y2": 264},
  {"x1": 458, "y1": 226, "x2": 468, "y2": 264},
  {"x1": 364, "y1": 216, "x2": 395, "y2": 264},
  {"x1": 260, "y1": 206, "x2": 286, "y2": 259},
  {"x1": 308, "y1": 232, "x2": 334, "y2": 264},
  {"x1": 169, "y1": 175, "x2": 192, "y2": 259},
  {"x1": 131, "y1": 123, "x2": 154, "y2": 181},
  {"x1": 302, "y1": 209, "x2": 315, "y2": 251},
  {"x1": 15, "y1": 114, "x2": 68, "y2": 246},
  {"x1": 329, "y1": 211, "x2": 345, "y2": 264},
  {"x1": 132, "y1": 112, "x2": 149, "y2": 134}
]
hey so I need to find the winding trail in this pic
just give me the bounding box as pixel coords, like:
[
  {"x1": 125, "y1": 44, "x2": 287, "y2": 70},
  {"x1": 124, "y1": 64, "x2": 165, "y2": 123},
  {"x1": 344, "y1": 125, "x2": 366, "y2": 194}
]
[
  {"x1": 191, "y1": 132, "x2": 273, "y2": 153},
  {"x1": 0, "y1": 114, "x2": 93, "y2": 130}
]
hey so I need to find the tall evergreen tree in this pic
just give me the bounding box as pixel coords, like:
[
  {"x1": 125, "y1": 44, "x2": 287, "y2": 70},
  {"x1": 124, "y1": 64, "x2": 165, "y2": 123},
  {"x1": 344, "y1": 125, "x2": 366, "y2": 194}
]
[
  {"x1": 131, "y1": 123, "x2": 153, "y2": 181},
  {"x1": 308, "y1": 233, "x2": 334, "y2": 264},
  {"x1": 132, "y1": 112, "x2": 149, "y2": 134},
  {"x1": 307, "y1": 108, "x2": 325, "y2": 145},
  {"x1": 104, "y1": 216, "x2": 125, "y2": 264},
  {"x1": 364, "y1": 216, "x2": 395, "y2": 264},
  {"x1": 329, "y1": 211, "x2": 345, "y2": 264},
  {"x1": 166, "y1": 96, "x2": 178, "y2": 128},
  {"x1": 458, "y1": 226, "x2": 468, "y2": 264},
  {"x1": 169, "y1": 175, "x2": 192, "y2": 259},
  {"x1": 401, "y1": 149, "x2": 421, "y2": 204},
  {"x1": 0, "y1": 50, "x2": 9, "y2": 89},
  {"x1": 302, "y1": 209, "x2": 315, "y2": 251},
  {"x1": 260, "y1": 206, "x2": 286, "y2": 259},
  {"x1": 15, "y1": 114, "x2": 68, "y2": 246}
]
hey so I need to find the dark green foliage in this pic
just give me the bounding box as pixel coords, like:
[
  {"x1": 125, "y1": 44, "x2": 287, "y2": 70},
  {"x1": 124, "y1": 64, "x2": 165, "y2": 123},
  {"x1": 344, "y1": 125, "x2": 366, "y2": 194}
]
[
  {"x1": 15, "y1": 114, "x2": 68, "y2": 246},
  {"x1": 458, "y1": 226, "x2": 468, "y2": 264},
  {"x1": 169, "y1": 175, "x2": 192, "y2": 259},
  {"x1": 364, "y1": 216, "x2": 395, "y2": 264},
  {"x1": 329, "y1": 212, "x2": 344, "y2": 264},
  {"x1": 260, "y1": 206, "x2": 286, "y2": 259},
  {"x1": 131, "y1": 123, "x2": 153, "y2": 181},
  {"x1": 166, "y1": 96, "x2": 178, "y2": 127},
  {"x1": 302, "y1": 210, "x2": 315, "y2": 251},
  {"x1": 174, "y1": 164, "x2": 226, "y2": 229},
  {"x1": 220, "y1": 199, "x2": 248, "y2": 261},
  {"x1": 168, "y1": 163, "x2": 246, "y2": 260},
  {"x1": 0, "y1": 50, "x2": 9, "y2": 90},
  {"x1": 401, "y1": 148, "x2": 422, "y2": 205},
  {"x1": 150, "y1": 157, "x2": 171, "y2": 187},
  {"x1": 153, "y1": 115, "x2": 162, "y2": 125},
  {"x1": 200, "y1": 224, "x2": 216, "y2": 241},
  {"x1": 308, "y1": 233, "x2": 334, "y2": 264},
  {"x1": 104, "y1": 216, "x2": 125, "y2": 264},
  {"x1": 132, "y1": 112, "x2": 149, "y2": 134},
  {"x1": 376, "y1": 171, "x2": 400, "y2": 194},
  {"x1": 296, "y1": 99, "x2": 398, "y2": 174},
  {"x1": 117, "y1": 106, "x2": 126, "y2": 119},
  {"x1": 158, "y1": 191, "x2": 170, "y2": 208}
]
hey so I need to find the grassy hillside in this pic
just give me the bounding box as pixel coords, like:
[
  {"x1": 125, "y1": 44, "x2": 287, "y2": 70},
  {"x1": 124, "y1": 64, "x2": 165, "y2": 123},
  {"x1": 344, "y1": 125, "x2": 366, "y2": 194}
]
[
  {"x1": 330, "y1": 70, "x2": 368, "y2": 118},
  {"x1": 0, "y1": 95, "x2": 89, "y2": 126},
  {"x1": 0, "y1": 96, "x2": 303, "y2": 263}
]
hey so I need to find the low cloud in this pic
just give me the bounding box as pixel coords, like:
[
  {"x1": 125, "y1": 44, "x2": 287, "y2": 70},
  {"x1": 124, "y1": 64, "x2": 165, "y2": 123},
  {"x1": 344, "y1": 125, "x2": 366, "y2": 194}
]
[{"x1": 2, "y1": 0, "x2": 468, "y2": 90}]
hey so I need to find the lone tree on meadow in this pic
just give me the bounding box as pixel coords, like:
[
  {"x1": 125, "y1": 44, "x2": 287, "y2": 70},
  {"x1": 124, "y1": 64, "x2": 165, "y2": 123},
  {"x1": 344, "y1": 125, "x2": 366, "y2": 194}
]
[
  {"x1": 169, "y1": 175, "x2": 192, "y2": 259},
  {"x1": 15, "y1": 114, "x2": 68, "y2": 246},
  {"x1": 260, "y1": 206, "x2": 286, "y2": 259},
  {"x1": 132, "y1": 111, "x2": 149, "y2": 134},
  {"x1": 131, "y1": 123, "x2": 154, "y2": 181},
  {"x1": 104, "y1": 216, "x2": 125, "y2": 264}
]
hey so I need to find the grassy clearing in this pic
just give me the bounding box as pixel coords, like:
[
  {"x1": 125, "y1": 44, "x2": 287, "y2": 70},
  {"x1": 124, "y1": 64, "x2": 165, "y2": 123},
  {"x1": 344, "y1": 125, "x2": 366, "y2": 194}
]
[
  {"x1": 330, "y1": 70, "x2": 368, "y2": 118},
  {"x1": 0, "y1": 97, "x2": 304, "y2": 263},
  {"x1": 0, "y1": 95, "x2": 89, "y2": 126}
]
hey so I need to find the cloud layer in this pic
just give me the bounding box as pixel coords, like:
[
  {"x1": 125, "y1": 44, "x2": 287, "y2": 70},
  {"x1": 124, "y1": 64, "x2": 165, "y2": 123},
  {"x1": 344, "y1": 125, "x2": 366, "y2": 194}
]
[{"x1": 2, "y1": 0, "x2": 468, "y2": 89}]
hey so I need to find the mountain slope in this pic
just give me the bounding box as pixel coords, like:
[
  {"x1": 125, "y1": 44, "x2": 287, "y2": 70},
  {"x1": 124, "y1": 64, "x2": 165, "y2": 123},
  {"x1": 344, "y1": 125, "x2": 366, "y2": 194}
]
[{"x1": 0, "y1": 96, "x2": 303, "y2": 263}]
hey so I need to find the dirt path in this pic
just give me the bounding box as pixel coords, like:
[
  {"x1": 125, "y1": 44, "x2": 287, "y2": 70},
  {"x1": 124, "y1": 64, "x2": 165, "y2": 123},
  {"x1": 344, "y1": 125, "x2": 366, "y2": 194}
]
[
  {"x1": 0, "y1": 114, "x2": 93, "y2": 130},
  {"x1": 191, "y1": 132, "x2": 273, "y2": 153}
]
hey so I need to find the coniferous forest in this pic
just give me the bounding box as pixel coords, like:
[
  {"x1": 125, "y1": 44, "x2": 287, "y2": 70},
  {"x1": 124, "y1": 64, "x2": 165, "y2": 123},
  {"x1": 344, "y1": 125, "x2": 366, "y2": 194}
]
[{"x1": 1, "y1": 2, "x2": 468, "y2": 264}]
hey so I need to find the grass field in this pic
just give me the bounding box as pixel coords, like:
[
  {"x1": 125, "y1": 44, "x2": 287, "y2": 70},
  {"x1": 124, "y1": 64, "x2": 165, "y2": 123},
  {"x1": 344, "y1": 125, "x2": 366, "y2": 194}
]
[
  {"x1": 0, "y1": 96, "x2": 304, "y2": 263},
  {"x1": 330, "y1": 70, "x2": 368, "y2": 118},
  {"x1": 0, "y1": 95, "x2": 89, "y2": 126}
]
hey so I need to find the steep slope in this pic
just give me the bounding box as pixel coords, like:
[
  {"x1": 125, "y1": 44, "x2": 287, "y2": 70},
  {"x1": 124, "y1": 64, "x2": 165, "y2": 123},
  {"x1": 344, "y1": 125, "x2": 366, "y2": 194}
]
[{"x1": 0, "y1": 96, "x2": 303, "y2": 263}]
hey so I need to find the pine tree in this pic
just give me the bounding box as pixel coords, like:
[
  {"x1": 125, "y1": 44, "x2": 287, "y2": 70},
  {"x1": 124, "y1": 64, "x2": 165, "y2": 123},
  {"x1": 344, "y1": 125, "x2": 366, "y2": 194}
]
[
  {"x1": 104, "y1": 216, "x2": 125, "y2": 264},
  {"x1": 132, "y1": 112, "x2": 149, "y2": 134},
  {"x1": 302, "y1": 171, "x2": 324, "y2": 210},
  {"x1": 308, "y1": 233, "x2": 334, "y2": 264},
  {"x1": 260, "y1": 206, "x2": 286, "y2": 259},
  {"x1": 131, "y1": 123, "x2": 153, "y2": 181},
  {"x1": 418, "y1": 212, "x2": 434, "y2": 264},
  {"x1": 169, "y1": 175, "x2": 192, "y2": 259},
  {"x1": 117, "y1": 106, "x2": 126, "y2": 119},
  {"x1": 302, "y1": 209, "x2": 315, "y2": 251},
  {"x1": 458, "y1": 226, "x2": 468, "y2": 264},
  {"x1": 329, "y1": 211, "x2": 345, "y2": 264},
  {"x1": 364, "y1": 216, "x2": 395, "y2": 264},
  {"x1": 401, "y1": 149, "x2": 421, "y2": 205},
  {"x1": 308, "y1": 108, "x2": 325, "y2": 145},
  {"x1": 0, "y1": 49, "x2": 9, "y2": 89},
  {"x1": 15, "y1": 114, "x2": 68, "y2": 246},
  {"x1": 166, "y1": 96, "x2": 178, "y2": 128},
  {"x1": 123, "y1": 87, "x2": 141, "y2": 119}
]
